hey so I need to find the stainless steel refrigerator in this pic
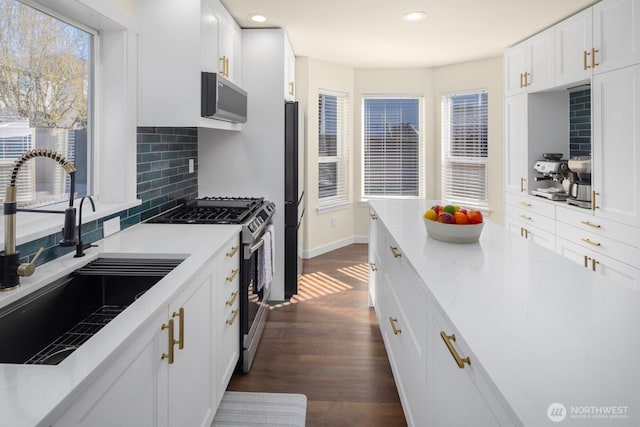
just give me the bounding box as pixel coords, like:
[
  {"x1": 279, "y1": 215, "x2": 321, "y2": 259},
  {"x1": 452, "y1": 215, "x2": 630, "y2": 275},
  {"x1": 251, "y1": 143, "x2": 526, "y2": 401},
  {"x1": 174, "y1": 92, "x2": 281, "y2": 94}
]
[{"x1": 284, "y1": 101, "x2": 305, "y2": 299}]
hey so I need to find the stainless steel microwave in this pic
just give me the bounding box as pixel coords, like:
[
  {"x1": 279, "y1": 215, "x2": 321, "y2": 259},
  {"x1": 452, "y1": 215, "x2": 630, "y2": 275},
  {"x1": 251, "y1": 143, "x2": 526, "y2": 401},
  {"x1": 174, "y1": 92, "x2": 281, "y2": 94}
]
[{"x1": 201, "y1": 72, "x2": 247, "y2": 123}]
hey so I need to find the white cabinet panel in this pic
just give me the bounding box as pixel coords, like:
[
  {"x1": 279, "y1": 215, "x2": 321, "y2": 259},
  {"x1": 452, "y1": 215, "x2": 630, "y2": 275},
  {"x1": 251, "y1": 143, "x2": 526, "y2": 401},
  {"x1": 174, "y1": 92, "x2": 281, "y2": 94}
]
[
  {"x1": 504, "y1": 28, "x2": 555, "y2": 96},
  {"x1": 504, "y1": 42, "x2": 527, "y2": 97},
  {"x1": 555, "y1": 7, "x2": 593, "y2": 85},
  {"x1": 593, "y1": 0, "x2": 640, "y2": 74},
  {"x1": 504, "y1": 94, "x2": 528, "y2": 195}
]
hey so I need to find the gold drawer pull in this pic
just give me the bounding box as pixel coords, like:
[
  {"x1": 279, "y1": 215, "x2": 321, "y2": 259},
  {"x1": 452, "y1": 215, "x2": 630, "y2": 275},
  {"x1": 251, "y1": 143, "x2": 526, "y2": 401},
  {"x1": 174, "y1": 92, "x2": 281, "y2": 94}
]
[
  {"x1": 519, "y1": 214, "x2": 532, "y2": 221},
  {"x1": 161, "y1": 319, "x2": 175, "y2": 364},
  {"x1": 389, "y1": 246, "x2": 401, "y2": 258},
  {"x1": 369, "y1": 262, "x2": 377, "y2": 272},
  {"x1": 226, "y1": 268, "x2": 239, "y2": 282},
  {"x1": 226, "y1": 245, "x2": 239, "y2": 257},
  {"x1": 592, "y1": 258, "x2": 600, "y2": 272},
  {"x1": 226, "y1": 290, "x2": 240, "y2": 306},
  {"x1": 519, "y1": 201, "x2": 532, "y2": 207},
  {"x1": 370, "y1": 213, "x2": 378, "y2": 220},
  {"x1": 584, "y1": 255, "x2": 590, "y2": 268},
  {"x1": 389, "y1": 317, "x2": 402, "y2": 335},
  {"x1": 440, "y1": 331, "x2": 471, "y2": 369},
  {"x1": 580, "y1": 221, "x2": 601, "y2": 229},
  {"x1": 226, "y1": 309, "x2": 239, "y2": 326},
  {"x1": 172, "y1": 308, "x2": 184, "y2": 350},
  {"x1": 581, "y1": 238, "x2": 601, "y2": 247}
]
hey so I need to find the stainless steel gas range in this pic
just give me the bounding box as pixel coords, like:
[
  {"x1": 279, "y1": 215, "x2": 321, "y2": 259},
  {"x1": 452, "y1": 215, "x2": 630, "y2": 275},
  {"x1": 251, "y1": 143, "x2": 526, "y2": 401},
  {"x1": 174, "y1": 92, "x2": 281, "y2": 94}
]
[{"x1": 147, "y1": 196, "x2": 276, "y2": 373}]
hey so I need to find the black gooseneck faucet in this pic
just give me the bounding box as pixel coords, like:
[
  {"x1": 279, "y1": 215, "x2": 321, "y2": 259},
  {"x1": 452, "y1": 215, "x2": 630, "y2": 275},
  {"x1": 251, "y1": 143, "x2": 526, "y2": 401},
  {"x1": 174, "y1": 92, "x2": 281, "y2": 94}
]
[{"x1": 74, "y1": 196, "x2": 96, "y2": 258}]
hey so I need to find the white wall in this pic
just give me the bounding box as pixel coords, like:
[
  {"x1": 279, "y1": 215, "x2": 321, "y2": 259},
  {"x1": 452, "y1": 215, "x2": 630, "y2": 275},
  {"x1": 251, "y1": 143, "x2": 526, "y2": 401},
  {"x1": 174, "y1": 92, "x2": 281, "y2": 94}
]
[{"x1": 296, "y1": 57, "x2": 358, "y2": 258}]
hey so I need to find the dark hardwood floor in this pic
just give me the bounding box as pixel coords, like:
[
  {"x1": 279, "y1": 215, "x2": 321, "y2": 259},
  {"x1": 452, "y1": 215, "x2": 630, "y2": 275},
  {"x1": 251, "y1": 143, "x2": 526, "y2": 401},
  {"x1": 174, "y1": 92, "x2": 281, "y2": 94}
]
[{"x1": 227, "y1": 244, "x2": 407, "y2": 426}]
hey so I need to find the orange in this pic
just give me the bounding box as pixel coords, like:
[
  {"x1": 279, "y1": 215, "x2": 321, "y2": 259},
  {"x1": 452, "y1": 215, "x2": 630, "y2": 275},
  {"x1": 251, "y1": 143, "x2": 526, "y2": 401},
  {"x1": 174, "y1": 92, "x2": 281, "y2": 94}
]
[
  {"x1": 453, "y1": 212, "x2": 469, "y2": 224},
  {"x1": 467, "y1": 210, "x2": 483, "y2": 224}
]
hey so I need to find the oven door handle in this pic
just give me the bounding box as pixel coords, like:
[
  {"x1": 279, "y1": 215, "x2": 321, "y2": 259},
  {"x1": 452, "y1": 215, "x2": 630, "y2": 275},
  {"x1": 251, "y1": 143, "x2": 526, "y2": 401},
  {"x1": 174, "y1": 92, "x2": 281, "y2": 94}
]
[{"x1": 244, "y1": 239, "x2": 265, "y2": 259}]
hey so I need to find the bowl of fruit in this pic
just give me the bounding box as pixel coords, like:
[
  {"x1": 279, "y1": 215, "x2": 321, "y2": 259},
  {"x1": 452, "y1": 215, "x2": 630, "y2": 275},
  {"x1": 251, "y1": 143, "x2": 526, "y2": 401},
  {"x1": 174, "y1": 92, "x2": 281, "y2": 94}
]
[{"x1": 423, "y1": 204, "x2": 484, "y2": 243}]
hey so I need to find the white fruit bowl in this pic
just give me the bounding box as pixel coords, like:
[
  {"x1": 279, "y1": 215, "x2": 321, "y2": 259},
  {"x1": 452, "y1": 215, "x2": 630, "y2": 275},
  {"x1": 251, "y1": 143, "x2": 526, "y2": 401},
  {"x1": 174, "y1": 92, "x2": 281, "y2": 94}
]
[{"x1": 423, "y1": 219, "x2": 484, "y2": 244}]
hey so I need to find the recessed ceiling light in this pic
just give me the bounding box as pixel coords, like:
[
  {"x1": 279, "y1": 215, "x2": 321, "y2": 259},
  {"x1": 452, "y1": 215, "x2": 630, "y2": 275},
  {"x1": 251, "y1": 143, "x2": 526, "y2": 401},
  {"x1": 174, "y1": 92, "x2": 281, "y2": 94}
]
[
  {"x1": 249, "y1": 14, "x2": 267, "y2": 23},
  {"x1": 402, "y1": 11, "x2": 427, "y2": 22}
]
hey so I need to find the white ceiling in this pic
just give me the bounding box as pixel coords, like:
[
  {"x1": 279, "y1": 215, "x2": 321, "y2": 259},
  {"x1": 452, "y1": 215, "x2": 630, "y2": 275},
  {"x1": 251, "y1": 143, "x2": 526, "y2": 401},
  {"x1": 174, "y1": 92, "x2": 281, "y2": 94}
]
[{"x1": 220, "y1": 0, "x2": 599, "y2": 68}]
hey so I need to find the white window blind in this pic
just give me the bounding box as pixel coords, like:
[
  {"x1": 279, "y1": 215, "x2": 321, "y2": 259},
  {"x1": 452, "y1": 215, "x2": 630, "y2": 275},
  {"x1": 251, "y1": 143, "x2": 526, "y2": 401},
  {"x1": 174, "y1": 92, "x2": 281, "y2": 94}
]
[
  {"x1": 318, "y1": 91, "x2": 350, "y2": 209},
  {"x1": 363, "y1": 97, "x2": 424, "y2": 198},
  {"x1": 441, "y1": 90, "x2": 488, "y2": 208}
]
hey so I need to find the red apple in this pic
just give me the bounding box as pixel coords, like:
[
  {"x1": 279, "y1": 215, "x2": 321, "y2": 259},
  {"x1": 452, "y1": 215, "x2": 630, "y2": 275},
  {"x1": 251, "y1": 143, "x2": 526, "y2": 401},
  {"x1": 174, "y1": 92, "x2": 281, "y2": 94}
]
[
  {"x1": 438, "y1": 212, "x2": 455, "y2": 224},
  {"x1": 467, "y1": 210, "x2": 483, "y2": 224}
]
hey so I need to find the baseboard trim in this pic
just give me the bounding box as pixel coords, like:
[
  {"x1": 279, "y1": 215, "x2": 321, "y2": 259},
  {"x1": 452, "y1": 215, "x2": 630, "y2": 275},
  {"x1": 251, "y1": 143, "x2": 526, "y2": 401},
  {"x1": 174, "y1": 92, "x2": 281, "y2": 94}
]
[{"x1": 304, "y1": 235, "x2": 368, "y2": 259}]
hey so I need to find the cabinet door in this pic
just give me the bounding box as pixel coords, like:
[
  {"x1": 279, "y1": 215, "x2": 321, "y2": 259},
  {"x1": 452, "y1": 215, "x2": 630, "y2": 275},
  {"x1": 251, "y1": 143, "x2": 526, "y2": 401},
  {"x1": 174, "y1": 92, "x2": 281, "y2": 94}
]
[
  {"x1": 53, "y1": 311, "x2": 166, "y2": 427},
  {"x1": 505, "y1": 216, "x2": 556, "y2": 251},
  {"x1": 428, "y1": 307, "x2": 507, "y2": 427},
  {"x1": 556, "y1": 7, "x2": 593, "y2": 85},
  {"x1": 368, "y1": 210, "x2": 379, "y2": 307},
  {"x1": 592, "y1": 64, "x2": 640, "y2": 228},
  {"x1": 167, "y1": 273, "x2": 215, "y2": 427},
  {"x1": 504, "y1": 94, "x2": 528, "y2": 194},
  {"x1": 284, "y1": 34, "x2": 296, "y2": 101},
  {"x1": 219, "y1": 12, "x2": 241, "y2": 83},
  {"x1": 201, "y1": 0, "x2": 220, "y2": 72},
  {"x1": 527, "y1": 27, "x2": 555, "y2": 92},
  {"x1": 504, "y1": 43, "x2": 527, "y2": 97},
  {"x1": 593, "y1": 0, "x2": 640, "y2": 74}
]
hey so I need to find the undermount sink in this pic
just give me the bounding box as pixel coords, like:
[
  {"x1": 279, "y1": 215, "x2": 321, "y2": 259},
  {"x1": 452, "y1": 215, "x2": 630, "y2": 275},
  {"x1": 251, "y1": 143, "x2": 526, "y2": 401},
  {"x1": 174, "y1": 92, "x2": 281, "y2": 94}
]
[{"x1": 0, "y1": 258, "x2": 183, "y2": 365}]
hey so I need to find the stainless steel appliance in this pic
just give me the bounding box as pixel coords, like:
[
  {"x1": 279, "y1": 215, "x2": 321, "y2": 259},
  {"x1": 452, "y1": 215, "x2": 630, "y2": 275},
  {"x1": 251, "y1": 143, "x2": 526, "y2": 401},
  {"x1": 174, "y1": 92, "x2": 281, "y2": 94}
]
[
  {"x1": 566, "y1": 156, "x2": 592, "y2": 209},
  {"x1": 147, "y1": 196, "x2": 275, "y2": 373},
  {"x1": 201, "y1": 72, "x2": 248, "y2": 123},
  {"x1": 284, "y1": 101, "x2": 305, "y2": 299},
  {"x1": 531, "y1": 157, "x2": 570, "y2": 201}
]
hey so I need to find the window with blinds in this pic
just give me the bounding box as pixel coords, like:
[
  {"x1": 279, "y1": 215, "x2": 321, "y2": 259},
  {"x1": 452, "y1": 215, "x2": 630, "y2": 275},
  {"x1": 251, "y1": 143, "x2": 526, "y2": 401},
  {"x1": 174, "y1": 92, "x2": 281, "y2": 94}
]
[
  {"x1": 318, "y1": 91, "x2": 350, "y2": 209},
  {"x1": 441, "y1": 90, "x2": 488, "y2": 208},
  {"x1": 362, "y1": 97, "x2": 424, "y2": 198}
]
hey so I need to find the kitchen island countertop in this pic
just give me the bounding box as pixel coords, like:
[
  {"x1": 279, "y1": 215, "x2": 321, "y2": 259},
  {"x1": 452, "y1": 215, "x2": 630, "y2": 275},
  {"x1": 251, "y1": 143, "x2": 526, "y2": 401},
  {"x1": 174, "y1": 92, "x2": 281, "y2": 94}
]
[
  {"x1": 0, "y1": 222, "x2": 240, "y2": 427},
  {"x1": 370, "y1": 198, "x2": 640, "y2": 426}
]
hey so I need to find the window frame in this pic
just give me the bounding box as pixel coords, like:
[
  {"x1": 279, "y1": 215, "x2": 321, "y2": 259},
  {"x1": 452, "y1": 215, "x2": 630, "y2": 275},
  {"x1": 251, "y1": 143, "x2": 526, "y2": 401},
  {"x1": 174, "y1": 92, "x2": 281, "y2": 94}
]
[
  {"x1": 317, "y1": 89, "x2": 350, "y2": 212},
  {"x1": 361, "y1": 94, "x2": 426, "y2": 201},
  {"x1": 440, "y1": 88, "x2": 489, "y2": 208}
]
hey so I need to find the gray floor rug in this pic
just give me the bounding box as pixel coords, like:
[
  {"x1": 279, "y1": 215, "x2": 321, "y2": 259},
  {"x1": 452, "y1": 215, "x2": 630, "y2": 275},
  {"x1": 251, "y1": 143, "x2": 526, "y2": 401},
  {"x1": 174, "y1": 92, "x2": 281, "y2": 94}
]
[{"x1": 212, "y1": 391, "x2": 307, "y2": 426}]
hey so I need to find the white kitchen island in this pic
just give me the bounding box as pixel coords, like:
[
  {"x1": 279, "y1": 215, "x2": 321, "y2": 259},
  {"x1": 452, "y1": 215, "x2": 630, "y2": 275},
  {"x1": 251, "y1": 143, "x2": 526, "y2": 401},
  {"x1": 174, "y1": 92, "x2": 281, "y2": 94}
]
[
  {"x1": 369, "y1": 199, "x2": 640, "y2": 427},
  {"x1": 0, "y1": 223, "x2": 241, "y2": 427}
]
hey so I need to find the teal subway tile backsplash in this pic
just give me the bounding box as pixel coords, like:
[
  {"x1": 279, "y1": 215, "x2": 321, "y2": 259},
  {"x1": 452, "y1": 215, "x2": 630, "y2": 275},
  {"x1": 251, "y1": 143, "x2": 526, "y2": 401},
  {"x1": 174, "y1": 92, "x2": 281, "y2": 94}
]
[{"x1": 17, "y1": 127, "x2": 199, "y2": 266}]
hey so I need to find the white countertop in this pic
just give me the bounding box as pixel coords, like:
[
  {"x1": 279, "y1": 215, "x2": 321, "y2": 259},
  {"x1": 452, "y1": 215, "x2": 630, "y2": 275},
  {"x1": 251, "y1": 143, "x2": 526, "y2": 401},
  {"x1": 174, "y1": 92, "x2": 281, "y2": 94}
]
[
  {"x1": 370, "y1": 199, "x2": 640, "y2": 427},
  {"x1": 0, "y1": 223, "x2": 240, "y2": 427}
]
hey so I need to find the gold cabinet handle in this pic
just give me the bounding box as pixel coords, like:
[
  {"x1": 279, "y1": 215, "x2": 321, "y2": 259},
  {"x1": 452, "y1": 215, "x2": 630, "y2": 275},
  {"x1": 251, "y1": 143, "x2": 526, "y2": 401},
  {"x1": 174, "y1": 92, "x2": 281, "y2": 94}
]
[
  {"x1": 172, "y1": 308, "x2": 184, "y2": 350},
  {"x1": 581, "y1": 220, "x2": 601, "y2": 229},
  {"x1": 288, "y1": 81, "x2": 294, "y2": 96},
  {"x1": 389, "y1": 246, "x2": 401, "y2": 258},
  {"x1": 584, "y1": 255, "x2": 590, "y2": 268},
  {"x1": 226, "y1": 309, "x2": 239, "y2": 326},
  {"x1": 583, "y1": 50, "x2": 591, "y2": 70},
  {"x1": 592, "y1": 191, "x2": 600, "y2": 211},
  {"x1": 519, "y1": 72, "x2": 524, "y2": 88},
  {"x1": 520, "y1": 177, "x2": 526, "y2": 192},
  {"x1": 225, "y1": 290, "x2": 239, "y2": 306},
  {"x1": 226, "y1": 245, "x2": 239, "y2": 257},
  {"x1": 519, "y1": 214, "x2": 532, "y2": 221},
  {"x1": 520, "y1": 227, "x2": 524, "y2": 237},
  {"x1": 370, "y1": 213, "x2": 378, "y2": 220},
  {"x1": 591, "y1": 48, "x2": 599, "y2": 68},
  {"x1": 440, "y1": 331, "x2": 471, "y2": 369},
  {"x1": 226, "y1": 268, "x2": 239, "y2": 282},
  {"x1": 161, "y1": 319, "x2": 175, "y2": 364},
  {"x1": 389, "y1": 317, "x2": 402, "y2": 335},
  {"x1": 220, "y1": 55, "x2": 227, "y2": 76},
  {"x1": 524, "y1": 72, "x2": 530, "y2": 87},
  {"x1": 519, "y1": 201, "x2": 532, "y2": 208},
  {"x1": 520, "y1": 228, "x2": 529, "y2": 239},
  {"x1": 592, "y1": 258, "x2": 600, "y2": 272},
  {"x1": 224, "y1": 57, "x2": 230, "y2": 77},
  {"x1": 369, "y1": 262, "x2": 377, "y2": 272},
  {"x1": 581, "y1": 238, "x2": 601, "y2": 247}
]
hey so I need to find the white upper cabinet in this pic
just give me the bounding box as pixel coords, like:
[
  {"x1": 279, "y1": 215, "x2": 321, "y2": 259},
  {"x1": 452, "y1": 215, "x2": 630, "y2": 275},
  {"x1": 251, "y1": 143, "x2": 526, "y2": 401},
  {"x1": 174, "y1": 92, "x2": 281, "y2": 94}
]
[
  {"x1": 138, "y1": 0, "x2": 242, "y2": 130},
  {"x1": 592, "y1": 63, "x2": 640, "y2": 228},
  {"x1": 592, "y1": 0, "x2": 640, "y2": 74},
  {"x1": 283, "y1": 33, "x2": 296, "y2": 101},
  {"x1": 555, "y1": 7, "x2": 593, "y2": 86},
  {"x1": 504, "y1": 27, "x2": 555, "y2": 97}
]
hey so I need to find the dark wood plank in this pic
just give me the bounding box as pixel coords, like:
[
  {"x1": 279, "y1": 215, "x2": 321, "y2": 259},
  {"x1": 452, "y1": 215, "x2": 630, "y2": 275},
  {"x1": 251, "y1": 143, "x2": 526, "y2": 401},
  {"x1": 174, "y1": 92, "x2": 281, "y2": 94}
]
[{"x1": 228, "y1": 244, "x2": 407, "y2": 426}]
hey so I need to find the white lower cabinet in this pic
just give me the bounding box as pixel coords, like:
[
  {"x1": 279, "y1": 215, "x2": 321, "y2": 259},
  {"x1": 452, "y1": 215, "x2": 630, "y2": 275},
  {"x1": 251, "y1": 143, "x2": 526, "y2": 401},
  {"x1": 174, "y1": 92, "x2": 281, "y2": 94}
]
[
  {"x1": 428, "y1": 304, "x2": 516, "y2": 427},
  {"x1": 53, "y1": 267, "x2": 214, "y2": 427}
]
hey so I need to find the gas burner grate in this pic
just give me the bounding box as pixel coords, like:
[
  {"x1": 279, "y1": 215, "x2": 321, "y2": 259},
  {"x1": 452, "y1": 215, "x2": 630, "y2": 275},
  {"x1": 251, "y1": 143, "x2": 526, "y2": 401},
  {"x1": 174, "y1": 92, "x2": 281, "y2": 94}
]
[{"x1": 24, "y1": 305, "x2": 127, "y2": 365}]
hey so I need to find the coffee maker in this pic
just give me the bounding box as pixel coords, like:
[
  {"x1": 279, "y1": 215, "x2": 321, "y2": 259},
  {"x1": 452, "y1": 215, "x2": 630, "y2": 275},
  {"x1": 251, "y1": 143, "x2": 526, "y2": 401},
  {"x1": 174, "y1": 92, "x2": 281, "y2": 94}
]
[
  {"x1": 566, "y1": 156, "x2": 592, "y2": 209},
  {"x1": 531, "y1": 153, "x2": 570, "y2": 201}
]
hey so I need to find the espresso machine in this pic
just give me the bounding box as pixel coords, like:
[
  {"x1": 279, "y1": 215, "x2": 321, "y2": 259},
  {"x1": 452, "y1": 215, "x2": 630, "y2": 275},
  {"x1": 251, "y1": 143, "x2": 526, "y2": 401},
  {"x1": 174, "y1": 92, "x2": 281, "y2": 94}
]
[
  {"x1": 566, "y1": 156, "x2": 592, "y2": 209},
  {"x1": 531, "y1": 153, "x2": 570, "y2": 201}
]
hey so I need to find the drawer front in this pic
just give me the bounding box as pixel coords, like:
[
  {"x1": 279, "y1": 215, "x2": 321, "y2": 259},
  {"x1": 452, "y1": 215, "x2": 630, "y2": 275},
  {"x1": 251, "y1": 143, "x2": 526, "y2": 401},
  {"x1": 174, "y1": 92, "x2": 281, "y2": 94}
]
[
  {"x1": 557, "y1": 205, "x2": 640, "y2": 249},
  {"x1": 506, "y1": 204, "x2": 556, "y2": 234},
  {"x1": 506, "y1": 216, "x2": 556, "y2": 252},
  {"x1": 505, "y1": 193, "x2": 556, "y2": 219},
  {"x1": 556, "y1": 222, "x2": 640, "y2": 269}
]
